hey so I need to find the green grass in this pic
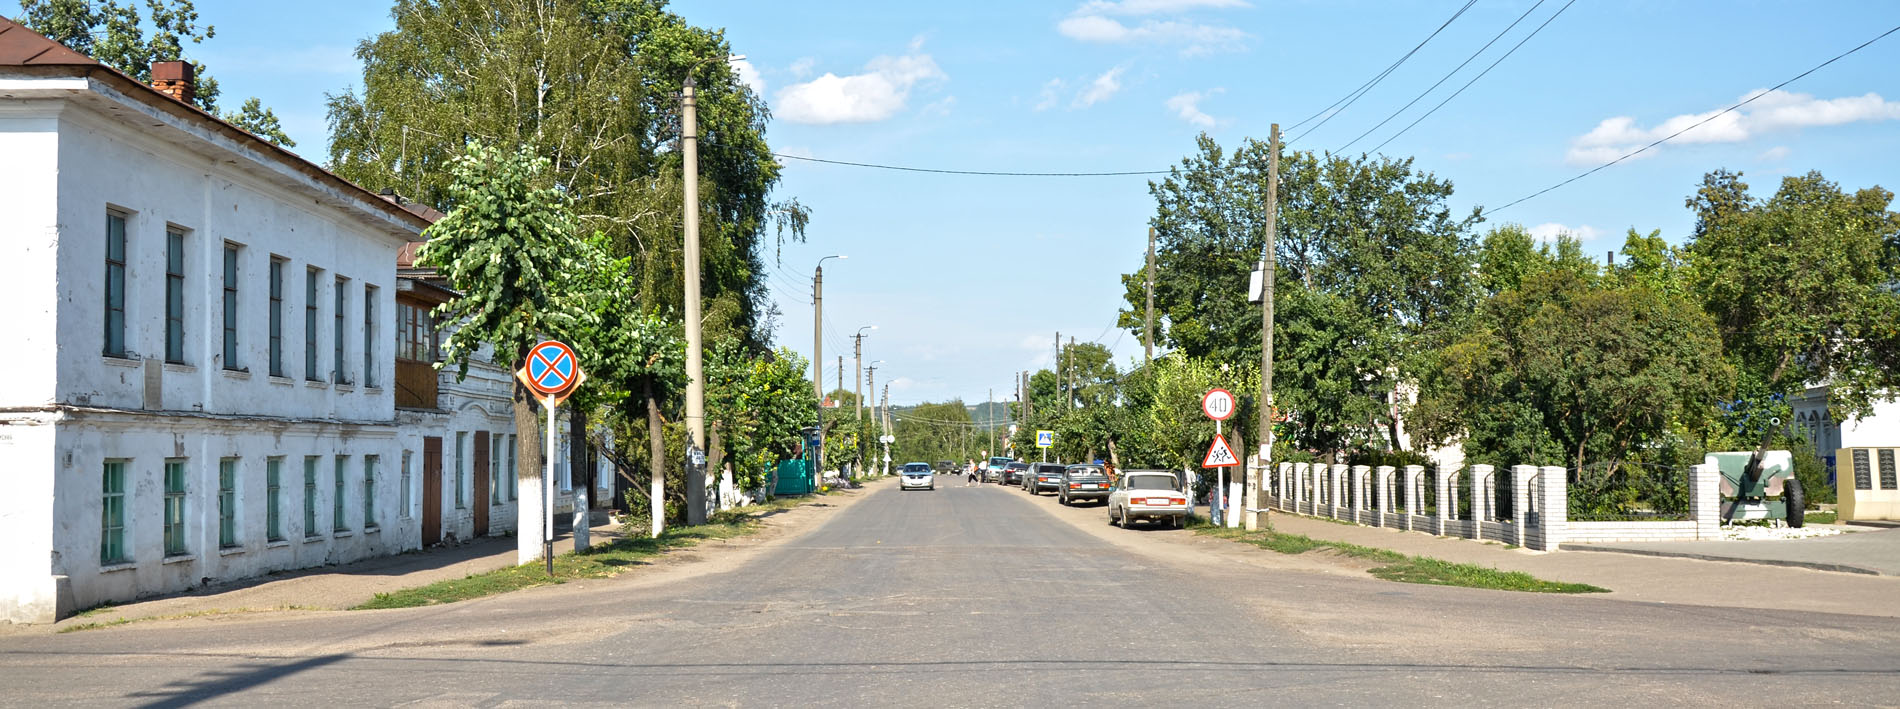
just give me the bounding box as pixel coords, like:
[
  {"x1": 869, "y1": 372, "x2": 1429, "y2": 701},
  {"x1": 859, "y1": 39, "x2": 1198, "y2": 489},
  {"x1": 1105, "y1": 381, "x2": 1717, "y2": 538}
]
[
  {"x1": 1804, "y1": 511, "x2": 1837, "y2": 525},
  {"x1": 1195, "y1": 526, "x2": 1608, "y2": 594},
  {"x1": 352, "y1": 494, "x2": 826, "y2": 610}
]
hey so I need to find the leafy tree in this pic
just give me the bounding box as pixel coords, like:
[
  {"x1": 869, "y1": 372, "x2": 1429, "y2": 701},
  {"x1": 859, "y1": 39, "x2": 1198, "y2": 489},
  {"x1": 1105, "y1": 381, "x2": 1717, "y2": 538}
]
[
  {"x1": 704, "y1": 342, "x2": 817, "y2": 492},
  {"x1": 891, "y1": 400, "x2": 977, "y2": 465},
  {"x1": 224, "y1": 97, "x2": 295, "y2": 148}
]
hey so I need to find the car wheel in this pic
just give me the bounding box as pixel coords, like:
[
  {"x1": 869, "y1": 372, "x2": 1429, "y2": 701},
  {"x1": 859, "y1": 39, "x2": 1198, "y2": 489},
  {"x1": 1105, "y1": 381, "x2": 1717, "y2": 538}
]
[{"x1": 1111, "y1": 507, "x2": 1123, "y2": 528}]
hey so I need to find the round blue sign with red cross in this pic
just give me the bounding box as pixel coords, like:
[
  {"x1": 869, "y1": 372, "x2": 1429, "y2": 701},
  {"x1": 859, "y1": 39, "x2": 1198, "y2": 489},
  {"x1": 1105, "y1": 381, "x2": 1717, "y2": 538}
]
[{"x1": 526, "y1": 340, "x2": 578, "y2": 395}]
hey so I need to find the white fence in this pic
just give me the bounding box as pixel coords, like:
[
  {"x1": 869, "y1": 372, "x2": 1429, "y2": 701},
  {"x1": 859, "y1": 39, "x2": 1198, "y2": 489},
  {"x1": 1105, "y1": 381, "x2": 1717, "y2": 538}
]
[{"x1": 1252, "y1": 459, "x2": 1721, "y2": 551}]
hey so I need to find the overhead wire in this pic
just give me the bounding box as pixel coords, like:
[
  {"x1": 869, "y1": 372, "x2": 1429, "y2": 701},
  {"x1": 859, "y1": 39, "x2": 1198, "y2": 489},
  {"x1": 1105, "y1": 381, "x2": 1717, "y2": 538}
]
[
  {"x1": 1286, "y1": 0, "x2": 1478, "y2": 144},
  {"x1": 1491, "y1": 23, "x2": 1900, "y2": 213},
  {"x1": 774, "y1": 153, "x2": 1170, "y2": 177},
  {"x1": 1368, "y1": 0, "x2": 1578, "y2": 155},
  {"x1": 1335, "y1": 0, "x2": 1548, "y2": 153}
]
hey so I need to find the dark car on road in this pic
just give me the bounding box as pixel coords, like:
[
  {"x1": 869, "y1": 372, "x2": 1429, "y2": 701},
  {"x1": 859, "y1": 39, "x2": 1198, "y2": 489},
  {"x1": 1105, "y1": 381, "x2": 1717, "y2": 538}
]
[
  {"x1": 1024, "y1": 462, "x2": 1067, "y2": 495},
  {"x1": 1058, "y1": 464, "x2": 1112, "y2": 505},
  {"x1": 934, "y1": 461, "x2": 955, "y2": 475},
  {"x1": 1000, "y1": 462, "x2": 1029, "y2": 486}
]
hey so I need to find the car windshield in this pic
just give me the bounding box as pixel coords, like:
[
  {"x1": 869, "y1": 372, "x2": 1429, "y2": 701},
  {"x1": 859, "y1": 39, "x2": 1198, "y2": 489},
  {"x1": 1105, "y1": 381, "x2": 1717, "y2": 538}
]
[
  {"x1": 1067, "y1": 467, "x2": 1106, "y2": 479},
  {"x1": 1125, "y1": 474, "x2": 1178, "y2": 490},
  {"x1": 903, "y1": 464, "x2": 930, "y2": 473}
]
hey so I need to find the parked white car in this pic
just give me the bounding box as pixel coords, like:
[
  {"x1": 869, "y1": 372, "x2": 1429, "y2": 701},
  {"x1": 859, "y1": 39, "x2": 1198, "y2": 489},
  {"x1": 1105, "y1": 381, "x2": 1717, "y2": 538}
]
[
  {"x1": 1108, "y1": 470, "x2": 1188, "y2": 529},
  {"x1": 900, "y1": 462, "x2": 935, "y2": 491}
]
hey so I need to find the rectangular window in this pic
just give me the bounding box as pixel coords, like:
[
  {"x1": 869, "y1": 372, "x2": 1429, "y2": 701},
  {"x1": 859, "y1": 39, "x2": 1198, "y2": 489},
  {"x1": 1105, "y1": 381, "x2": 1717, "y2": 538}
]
[
  {"x1": 333, "y1": 456, "x2": 349, "y2": 532},
  {"x1": 163, "y1": 459, "x2": 187, "y2": 556},
  {"x1": 222, "y1": 244, "x2": 240, "y2": 369},
  {"x1": 334, "y1": 277, "x2": 348, "y2": 385},
  {"x1": 305, "y1": 269, "x2": 321, "y2": 380},
  {"x1": 395, "y1": 303, "x2": 439, "y2": 362},
  {"x1": 268, "y1": 258, "x2": 285, "y2": 376},
  {"x1": 101, "y1": 460, "x2": 128, "y2": 564},
  {"x1": 218, "y1": 458, "x2": 238, "y2": 548},
  {"x1": 266, "y1": 458, "x2": 284, "y2": 542},
  {"x1": 303, "y1": 456, "x2": 320, "y2": 537},
  {"x1": 454, "y1": 432, "x2": 467, "y2": 509},
  {"x1": 165, "y1": 228, "x2": 185, "y2": 363},
  {"x1": 400, "y1": 451, "x2": 413, "y2": 520},
  {"x1": 363, "y1": 285, "x2": 378, "y2": 388},
  {"x1": 491, "y1": 435, "x2": 502, "y2": 506},
  {"x1": 104, "y1": 212, "x2": 127, "y2": 357},
  {"x1": 364, "y1": 455, "x2": 379, "y2": 529},
  {"x1": 506, "y1": 435, "x2": 517, "y2": 500}
]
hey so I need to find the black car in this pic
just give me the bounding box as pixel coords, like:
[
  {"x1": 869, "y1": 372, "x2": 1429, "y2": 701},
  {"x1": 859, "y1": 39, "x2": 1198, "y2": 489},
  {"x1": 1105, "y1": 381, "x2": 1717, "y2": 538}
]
[
  {"x1": 1025, "y1": 462, "x2": 1067, "y2": 495},
  {"x1": 934, "y1": 460, "x2": 955, "y2": 475},
  {"x1": 1058, "y1": 464, "x2": 1112, "y2": 506},
  {"x1": 1000, "y1": 462, "x2": 1029, "y2": 485}
]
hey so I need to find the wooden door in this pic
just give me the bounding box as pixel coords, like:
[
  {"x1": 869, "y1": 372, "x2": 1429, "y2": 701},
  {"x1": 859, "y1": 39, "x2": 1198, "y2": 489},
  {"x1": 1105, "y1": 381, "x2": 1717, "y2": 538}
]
[
  {"x1": 422, "y1": 437, "x2": 443, "y2": 547},
  {"x1": 473, "y1": 431, "x2": 491, "y2": 536}
]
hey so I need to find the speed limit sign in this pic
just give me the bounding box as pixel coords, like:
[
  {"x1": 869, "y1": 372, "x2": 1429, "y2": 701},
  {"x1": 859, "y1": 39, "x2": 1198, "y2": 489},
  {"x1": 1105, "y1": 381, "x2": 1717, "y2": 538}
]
[{"x1": 1202, "y1": 388, "x2": 1235, "y2": 421}]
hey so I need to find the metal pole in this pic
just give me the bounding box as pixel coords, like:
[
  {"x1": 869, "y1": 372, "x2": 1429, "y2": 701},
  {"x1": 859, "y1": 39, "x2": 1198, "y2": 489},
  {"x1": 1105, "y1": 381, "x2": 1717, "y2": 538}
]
[
  {"x1": 544, "y1": 396, "x2": 556, "y2": 576},
  {"x1": 681, "y1": 75, "x2": 707, "y2": 526}
]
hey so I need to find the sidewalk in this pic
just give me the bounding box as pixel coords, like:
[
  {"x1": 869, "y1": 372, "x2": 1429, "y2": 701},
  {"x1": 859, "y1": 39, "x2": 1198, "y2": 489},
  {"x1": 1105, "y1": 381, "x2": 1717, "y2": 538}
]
[
  {"x1": 1566, "y1": 527, "x2": 1900, "y2": 576},
  {"x1": 1261, "y1": 512, "x2": 1900, "y2": 618},
  {"x1": 33, "y1": 521, "x2": 625, "y2": 633}
]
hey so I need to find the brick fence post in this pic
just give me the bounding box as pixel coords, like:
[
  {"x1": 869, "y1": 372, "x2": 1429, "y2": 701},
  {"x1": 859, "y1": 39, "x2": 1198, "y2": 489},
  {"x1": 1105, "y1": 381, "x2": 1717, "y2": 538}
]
[
  {"x1": 1537, "y1": 465, "x2": 1567, "y2": 551},
  {"x1": 1403, "y1": 465, "x2": 1423, "y2": 531},
  {"x1": 1435, "y1": 462, "x2": 1454, "y2": 536},
  {"x1": 1469, "y1": 464, "x2": 1494, "y2": 540},
  {"x1": 1293, "y1": 462, "x2": 1306, "y2": 512},
  {"x1": 1349, "y1": 465, "x2": 1369, "y2": 523},
  {"x1": 1511, "y1": 465, "x2": 1534, "y2": 548},
  {"x1": 1330, "y1": 463, "x2": 1345, "y2": 520},
  {"x1": 1689, "y1": 463, "x2": 1719, "y2": 540},
  {"x1": 1377, "y1": 465, "x2": 1395, "y2": 526}
]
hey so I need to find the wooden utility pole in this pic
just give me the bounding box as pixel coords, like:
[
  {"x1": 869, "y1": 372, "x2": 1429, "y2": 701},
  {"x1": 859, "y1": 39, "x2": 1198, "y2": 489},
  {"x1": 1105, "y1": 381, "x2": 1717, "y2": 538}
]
[
  {"x1": 1067, "y1": 336, "x2": 1076, "y2": 408},
  {"x1": 1145, "y1": 226, "x2": 1156, "y2": 364},
  {"x1": 1253, "y1": 123, "x2": 1281, "y2": 532},
  {"x1": 1054, "y1": 331, "x2": 1062, "y2": 406}
]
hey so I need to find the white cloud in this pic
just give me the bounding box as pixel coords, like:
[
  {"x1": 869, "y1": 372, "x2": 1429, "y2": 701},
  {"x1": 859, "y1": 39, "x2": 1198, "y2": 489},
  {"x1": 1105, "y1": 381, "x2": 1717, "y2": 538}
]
[
  {"x1": 1073, "y1": 66, "x2": 1125, "y2": 108},
  {"x1": 1035, "y1": 78, "x2": 1064, "y2": 112},
  {"x1": 731, "y1": 58, "x2": 765, "y2": 95},
  {"x1": 789, "y1": 57, "x2": 816, "y2": 79},
  {"x1": 775, "y1": 52, "x2": 947, "y2": 124},
  {"x1": 1166, "y1": 89, "x2": 1221, "y2": 128},
  {"x1": 1758, "y1": 145, "x2": 1790, "y2": 162},
  {"x1": 1528, "y1": 223, "x2": 1602, "y2": 243},
  {"x1": 1056, "y1": 0, "x2": 1249, "y2": 55},
  {"x1": 1566, "y1": 89, "x2": 1900, "y2": 165}
]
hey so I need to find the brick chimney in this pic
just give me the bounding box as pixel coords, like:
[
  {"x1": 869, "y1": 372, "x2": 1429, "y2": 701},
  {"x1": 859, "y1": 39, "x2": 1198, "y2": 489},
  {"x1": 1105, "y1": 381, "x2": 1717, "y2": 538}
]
[{"x1": 150, "y1": 61, "x2": 195, "y2": 104}]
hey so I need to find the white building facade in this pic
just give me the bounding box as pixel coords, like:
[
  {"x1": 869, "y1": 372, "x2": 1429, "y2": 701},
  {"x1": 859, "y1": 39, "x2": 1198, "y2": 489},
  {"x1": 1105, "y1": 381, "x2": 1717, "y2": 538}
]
[{"x1": 0, "y1": 25, "x2": 433, "y2": 622}]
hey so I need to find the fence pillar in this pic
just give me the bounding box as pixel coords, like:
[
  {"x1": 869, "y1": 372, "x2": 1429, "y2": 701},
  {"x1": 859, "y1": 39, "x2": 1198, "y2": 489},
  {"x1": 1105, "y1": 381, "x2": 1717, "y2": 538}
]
[
  {"x1": 1313, "y1": 462, "x2": 1324, "y2": 514},
  {"x1": 1511, "y1": 465, "x2": 1534, "y2": 549},
  {"x1": 1537, "y1": 465, "x2": 1567, "y2": 550},
  {"x1": 1278, "y1": 463, "x2": 1292, "y2": 511},
  {"x1": 1329, "y1": 464, "x2": 1345, "y2": 520},
  {"x1": 1243, "y1": 455, "x2": 1261, "y2": 531},
  {"x1": 1402, "y1": 465, "x2": 1422, "y2": 531},
  {"x1": 1348, "y1": 465, "x2": 1368, "y2": 523},
  {"x1": 1689, "y1": 462, "x2": 1719, "y2": 540},
  {"x1": 1469, "y1": 464, "x2": 1494, "y2": 540},
  {"x1": 1377, "y1": 466, "x2": 1395, "y2": 527},
  {"x1": 1435, "y1": 462, "x2": 1454, "y2": 536}
]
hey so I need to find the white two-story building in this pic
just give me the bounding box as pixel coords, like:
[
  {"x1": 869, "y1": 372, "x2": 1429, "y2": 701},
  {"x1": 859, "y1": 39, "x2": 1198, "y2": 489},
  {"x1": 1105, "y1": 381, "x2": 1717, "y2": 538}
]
[{"x1": 0, "y1": 19, "x2": 432, "y2": 622}]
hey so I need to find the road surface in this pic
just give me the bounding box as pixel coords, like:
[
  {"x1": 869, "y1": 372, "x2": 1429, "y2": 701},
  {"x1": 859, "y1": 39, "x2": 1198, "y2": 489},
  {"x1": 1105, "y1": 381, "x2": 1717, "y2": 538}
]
[{"x1": 2, "y1": 479, "x2": 1896, "y2": 706}]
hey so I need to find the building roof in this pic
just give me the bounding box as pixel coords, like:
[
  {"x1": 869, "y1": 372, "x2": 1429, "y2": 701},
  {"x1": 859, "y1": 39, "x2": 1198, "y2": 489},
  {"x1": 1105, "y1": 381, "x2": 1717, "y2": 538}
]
[{"x1": 0, "y1": 17, "x2": 430, "y2": 234}]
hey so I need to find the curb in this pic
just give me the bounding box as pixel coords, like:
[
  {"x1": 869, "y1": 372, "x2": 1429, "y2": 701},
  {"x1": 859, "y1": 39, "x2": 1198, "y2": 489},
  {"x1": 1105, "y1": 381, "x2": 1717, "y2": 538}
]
[{"x1": 1561, "y1": 543, "x2": 1890, "y2": 576}]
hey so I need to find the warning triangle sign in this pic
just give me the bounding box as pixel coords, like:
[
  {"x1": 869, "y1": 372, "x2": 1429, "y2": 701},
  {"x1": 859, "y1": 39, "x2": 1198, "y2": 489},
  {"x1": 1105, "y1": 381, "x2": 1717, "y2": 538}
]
[{"x1": 1203, "y1": 433, "x2": 1239, "y2": 467}]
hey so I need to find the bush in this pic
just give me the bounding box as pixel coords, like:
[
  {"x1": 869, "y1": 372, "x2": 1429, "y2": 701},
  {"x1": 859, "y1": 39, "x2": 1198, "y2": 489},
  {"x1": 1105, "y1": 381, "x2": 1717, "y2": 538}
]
[{"x1": 1569, "y1": 462, "x2": 1690, "y2": 520}]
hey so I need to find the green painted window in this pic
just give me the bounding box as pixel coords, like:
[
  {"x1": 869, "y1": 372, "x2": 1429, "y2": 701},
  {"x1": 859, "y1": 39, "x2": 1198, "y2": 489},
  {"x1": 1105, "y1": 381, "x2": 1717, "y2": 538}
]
[
  {"x1": 163, "y1": 460, "x2": 187, "y2": 556},
  {"x1": 334, "y1": 277, "x2": 348, "y2": 385},
  {"x1": 506, "y1": 436, "x2": 517, "y2": 500},
  {"x1": 454, "y1": 432, "x2": 467, "y2": 509},
  {"x1": 165, "y1": 229, "x2": 185, "y2": 363},
  {"x1": 333, "y1": 456, "x2": 349, "y2": 532},
  {"x1": 222, "y1": 244, "x2": 240, "y2": 369},
  {"x1": 218, "y1": 458, "x2": 238, "y2": 548},
  {"x1": 491, "y1": 435, "x2": 502, "y2": 506},
  {"x1": 303, "y1": 456, "x2": 320, "y2": 537},
  {"x1": 363, "y1": 285, "x2": 377, "y2": 388},
  {"x1": 269, "y1": 259, "x2": 285, "y2": 376},
  {"x1": 101, "y1": 460, "x2": 128, "y2": 564},
  {"x1": 305, "y1": 269, "x2": 320, "y2": 381},
  {"x1": 400, "y1": 451, "x2": 413, "y2": 519},
  {"x1": 266, "y1": 458, "x2": 284, "y2": 542},
  {"x1": 104, "y1": 212, "x2": 127, "y2": 357},
  {"x1": 364, "y1": 455, "x2": 378, "y2": 529}
]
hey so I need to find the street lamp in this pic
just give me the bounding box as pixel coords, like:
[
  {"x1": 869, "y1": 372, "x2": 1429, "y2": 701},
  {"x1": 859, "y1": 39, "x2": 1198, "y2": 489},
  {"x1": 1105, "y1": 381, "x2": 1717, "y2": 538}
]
[
  {"x1": 852, "y1": 325, "x2": 876, "y2": 477},
  {"x1": 812, "y1": 254, "x2": 845, "y2": 485},
  {"x1": 681, "y1": 52, "x2": 745, "y2": 525}
]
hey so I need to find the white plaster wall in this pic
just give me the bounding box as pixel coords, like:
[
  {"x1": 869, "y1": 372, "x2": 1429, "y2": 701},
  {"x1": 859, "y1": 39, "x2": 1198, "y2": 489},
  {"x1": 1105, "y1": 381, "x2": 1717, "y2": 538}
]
[
  {"x1": 0, "y1": 105, "x2": 61, "y2": 408},
  {"x1": 0, "y1": 419, "x2": 58, "y2": 622},
  {"x1": 1841, "y1": 396, "x2": 1900, "y2": 449}
]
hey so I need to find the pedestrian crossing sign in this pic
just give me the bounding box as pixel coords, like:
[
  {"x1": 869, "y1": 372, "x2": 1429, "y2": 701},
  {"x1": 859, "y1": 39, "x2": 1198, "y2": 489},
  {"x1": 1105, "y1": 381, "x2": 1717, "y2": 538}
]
[{"x1": 1036, "y1": 430, "x2": 1054, "y2": 448}]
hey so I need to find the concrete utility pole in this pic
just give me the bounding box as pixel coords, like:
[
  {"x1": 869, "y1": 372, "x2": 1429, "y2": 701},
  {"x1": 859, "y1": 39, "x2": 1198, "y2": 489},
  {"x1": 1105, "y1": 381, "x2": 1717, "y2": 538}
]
[
  {"x1": 989, "y1": 388, "x2": 995, "y2": 459},
  {"x1": 881, "y1": 384, "x2": 893, "y2": 475},
  {"x1": 1253, "y1": 123, "x2": 1281, "y2": 532},
  {"x1": 1067, "y1": 336, "x2": 1076, "y2": 408},
  {"x1": 1145, "y1": 226, "x2": 1156, "y2": 365},
  {"x1": 855, "y1": 333, "x2": 864, "y2": 422},
  {"x1": 813, "y1": 255, "x2": 844, "y2": 483},
  {"x1": 677, "y1": 53, "x2": 744, "y2": 526},
  {"x1": 1054, "y1": 332, "x2": 1062, "y2": 407}
]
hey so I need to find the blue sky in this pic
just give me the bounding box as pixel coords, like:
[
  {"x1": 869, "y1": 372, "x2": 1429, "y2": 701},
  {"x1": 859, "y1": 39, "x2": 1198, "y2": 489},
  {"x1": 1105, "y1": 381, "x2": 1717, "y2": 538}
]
[{"x1": 17, "y1": 1, "x2": 1898, "y2": 407}]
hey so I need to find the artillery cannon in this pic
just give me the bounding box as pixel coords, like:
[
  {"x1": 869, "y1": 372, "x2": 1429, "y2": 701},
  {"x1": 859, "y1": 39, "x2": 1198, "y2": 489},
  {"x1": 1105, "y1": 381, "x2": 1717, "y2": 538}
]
[{"x1": 1705, "y1": 450, "x2": 1804, "y2": 528}]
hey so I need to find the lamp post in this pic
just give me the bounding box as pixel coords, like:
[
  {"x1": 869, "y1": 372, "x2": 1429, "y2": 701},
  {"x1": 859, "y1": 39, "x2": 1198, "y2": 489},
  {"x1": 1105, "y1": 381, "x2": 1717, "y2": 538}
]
[
  {"x1": 813, "y1": 254, "x2": 845, "y2": 485},
  {"x1": 681, "y1": 52, "x2": 744, "y2": 525}
]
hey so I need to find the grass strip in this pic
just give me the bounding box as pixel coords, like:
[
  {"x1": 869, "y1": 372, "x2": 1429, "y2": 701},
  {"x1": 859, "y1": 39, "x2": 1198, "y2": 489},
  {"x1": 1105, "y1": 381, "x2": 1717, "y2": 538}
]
[
  {"x1": 1195, "y1": 525, "x2": 1607, "y2": 594},
  {"x1": 353, "y1": 494, "x2": 826, "y2": 610}
]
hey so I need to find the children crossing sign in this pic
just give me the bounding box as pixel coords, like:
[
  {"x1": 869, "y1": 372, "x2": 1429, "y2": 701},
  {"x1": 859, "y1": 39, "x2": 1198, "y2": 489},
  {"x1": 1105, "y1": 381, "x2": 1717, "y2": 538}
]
[{"x1": 1203, "y1": 433, "x2": 1239, "y2": 467}]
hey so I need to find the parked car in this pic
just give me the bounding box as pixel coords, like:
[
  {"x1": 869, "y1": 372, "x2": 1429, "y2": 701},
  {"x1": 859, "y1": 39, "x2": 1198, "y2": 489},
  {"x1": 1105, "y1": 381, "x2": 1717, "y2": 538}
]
[
  {"x1": 1108, "y1": 470, "x2": 1188, "y2": 528},
  {"x1": 1025, "y1": 462, "x2": 1067, "y2": 494},
  {"x1": 934, "y1": 461, "x2": 955, "y2": 475},
  {"x1": 1001, "y1": 462, "x2": 1030, "y2": 485},
  {"x1": 1058, "y1": 464, "x2": 1112, "y2": 506},
  {"x1": 900, "y1": 462, "x2": 935, "y2": 491},
  {"x1": 985, "y1": 456, "x2": 1012, "y2": 483}
]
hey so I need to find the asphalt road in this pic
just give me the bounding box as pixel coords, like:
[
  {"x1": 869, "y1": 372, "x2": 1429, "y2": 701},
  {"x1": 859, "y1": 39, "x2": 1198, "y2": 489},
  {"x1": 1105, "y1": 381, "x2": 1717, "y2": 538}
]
[{"x1": 4, "y1": 478, "x2": 1898, "y2": 707}]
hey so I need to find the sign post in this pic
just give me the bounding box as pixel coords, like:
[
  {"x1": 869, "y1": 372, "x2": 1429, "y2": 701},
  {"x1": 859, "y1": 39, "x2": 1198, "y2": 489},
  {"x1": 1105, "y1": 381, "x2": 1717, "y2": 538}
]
[
  {"x1": 518, "y1": 340, "x2": 583, "y2": 576},
  {"x1": 1202, "y1": 389, "x2": 1238, "y2": 524}
]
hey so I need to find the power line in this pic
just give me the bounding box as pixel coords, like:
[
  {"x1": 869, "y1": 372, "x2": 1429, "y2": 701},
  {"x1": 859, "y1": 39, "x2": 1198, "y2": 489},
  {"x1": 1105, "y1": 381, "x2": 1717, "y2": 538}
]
[
  {"x1": 1492, "y1": 23, "x2": 1900, "y2": 214},
  {"x1": 1286, "y1": 0, "x2": 1478, "y2": 143},
  {"x1": 1368, "y1": 0, "x2": 1577, "y2": 155},
  {"x1": 775, "y1": 152, "x2": 1170, "y2": 177},
  {"x1": 1336, "y1": 0, "x2": 1548, "y2": 153}
]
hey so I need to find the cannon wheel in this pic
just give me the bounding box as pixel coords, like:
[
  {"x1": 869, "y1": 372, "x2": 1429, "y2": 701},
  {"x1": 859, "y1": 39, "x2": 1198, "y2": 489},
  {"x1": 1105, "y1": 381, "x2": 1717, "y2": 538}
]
[{"x1": 1785, "y1": 478, "x2": 1806, "y2": 528}]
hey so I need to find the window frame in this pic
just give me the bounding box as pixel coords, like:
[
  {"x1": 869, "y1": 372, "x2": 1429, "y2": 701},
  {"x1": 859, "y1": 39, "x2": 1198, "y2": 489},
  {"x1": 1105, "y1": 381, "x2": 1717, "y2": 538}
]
[
  {"x1": 303, "y1": 455, "x2": 321, "y2": 538},
  {"x1": 101, "y1": 459, "x2": 128, "y2": 565},
  {"x1": 399, "y1": 450, "x2": 413, "y2": 520},
  {"x1": 164, "y1": 228, "x2": 186, "y2": 364},
  {"x1": 221, "y1": 243, "x2": 240, "y2": 370},
  {"x1": 333, "y1": 455, "x2": 349, "y2": 532},
  {"x1": 104, "y1": 211, "x2": 128, "y2": 358},
  {"x1": 364, "y1": 455, "x2": 379, "y2": 530},
  {"x1": 454, "y1": 432, "x2": 467, "y2": 509},
  {"x1": 268, "y1": 257, "x2": 285, "y2": 377},
  {"x1": 363, "y1": 284, "x2": 378, "y2": 388},
  {"x1": 333, "y1": 276, "x2": 349, "y2": 385},
  {"x1": 163, "y1": 459, "x2": 188, "y2": 557},
  {"x1": 218, "y1": 458, "x2": 239, "y2": 548},
  {"x1": 305, "y1": 268, "x2": 321, "y2": 381},
  {"x1": 266, "y1": 457, "x2": 284, "y2": 542}
]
